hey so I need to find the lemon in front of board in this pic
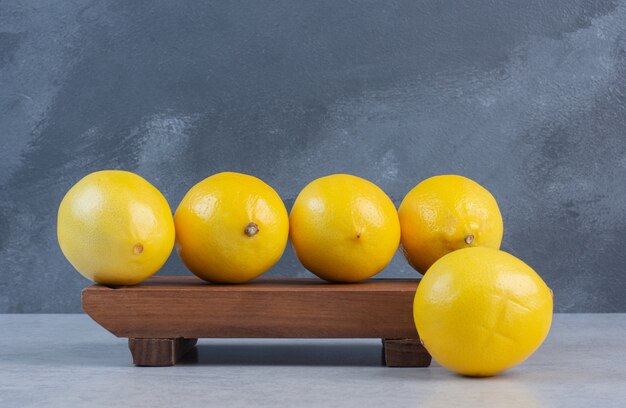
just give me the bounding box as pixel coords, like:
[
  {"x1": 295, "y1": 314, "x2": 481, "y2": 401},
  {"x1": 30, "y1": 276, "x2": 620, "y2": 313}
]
[
  {"x1": 174, "y1": 172, "x2": 289, "y2": 283},
  {"x1": 289, "y1": 174, "x2": 400, "y2": 282},
  {"x1": 413, "y1": 247, "x2": 553, "y2": 377},
  {"x1": 57, "y1": 170, "x2": 175, "y2": 285},
  {"x1": 398, "y1": 175, "x2": 503, "y2": 273}
]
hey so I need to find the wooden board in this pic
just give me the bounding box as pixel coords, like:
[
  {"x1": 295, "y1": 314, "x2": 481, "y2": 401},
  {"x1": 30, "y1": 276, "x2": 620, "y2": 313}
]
[
  {"x1": 83, "y1": 276, "x2": 420, "y2": 339},
  {"x1": 82, "y1": 276, "x2": 430, "y2": 367}
]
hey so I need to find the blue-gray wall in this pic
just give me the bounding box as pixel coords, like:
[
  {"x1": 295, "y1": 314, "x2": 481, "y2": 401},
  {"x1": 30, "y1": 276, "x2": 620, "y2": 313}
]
[{"x1": 1, "y1": 0, "x2": 625, "y2": 312}]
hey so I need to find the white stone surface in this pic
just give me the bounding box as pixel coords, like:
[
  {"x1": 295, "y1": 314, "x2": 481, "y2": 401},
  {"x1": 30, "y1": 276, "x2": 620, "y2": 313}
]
[{"x1": 0, "y1": 314, "x2": 624, "y2": 407}]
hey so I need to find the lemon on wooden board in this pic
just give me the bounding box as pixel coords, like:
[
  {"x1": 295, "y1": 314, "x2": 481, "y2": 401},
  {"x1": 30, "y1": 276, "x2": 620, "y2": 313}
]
[
  {"x1": 289, "y1": 174, "x2": 400, "y2": 282},
  {"x1": 174, "y1": 172, "x2": 289, "y2": 283},
  {"x1": 414, "y1": 247, "x2": 553, "y2": 377},
  {"x1": 398, "y1": 175, "x2": 503, "y2": 273},
  {"x1": 57, "y1": 170, "x2": 175, "y2": 286}
]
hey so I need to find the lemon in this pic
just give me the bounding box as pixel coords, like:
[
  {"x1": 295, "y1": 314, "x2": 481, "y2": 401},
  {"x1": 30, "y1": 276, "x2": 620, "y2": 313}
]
[
  {"x1": 414, "y1": 247, "x2": 553, "y2": 377},
  {"x1": 289, "y1": 174, "x2": 400, "y2": 282},
  {"x1": 57, "y1": 170, "x2": 175, "y2": 285},
  {"x1": 174, "y1": 172, "x2": 289, "y2": 283},
  {"x1": 398, "y1": 175, "x2": 503, "y2": 273}
]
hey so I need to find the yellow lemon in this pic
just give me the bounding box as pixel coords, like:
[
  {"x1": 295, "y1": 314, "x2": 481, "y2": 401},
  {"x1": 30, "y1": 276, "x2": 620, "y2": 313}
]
[
  {"x1": 398, "y1": 175, "x2": 503, "y2": 273},
  {"x1": 414, "y1": 247, "x2": 553, "y2": 377},
  {"x1": 174, "y1": 172, "x2": 289, "y2": 283},
  {"x1": 289, "y1": 174, "x2": 400, "y2": 282},
  {"x1": 57, "y1": 170, "x2": 175, "y2": 285}
]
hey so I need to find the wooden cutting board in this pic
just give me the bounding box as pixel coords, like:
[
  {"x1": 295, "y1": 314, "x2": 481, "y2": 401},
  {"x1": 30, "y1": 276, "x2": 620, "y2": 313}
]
[{"x1": 82, "y1": 276, "x2": 431, "y2": 367}]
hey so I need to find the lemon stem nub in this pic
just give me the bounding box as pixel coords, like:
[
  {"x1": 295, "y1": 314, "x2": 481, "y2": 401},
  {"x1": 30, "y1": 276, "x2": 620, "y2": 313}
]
[
  {"x1": 244, "y1": 222, "x2": 259, "y2": 237},
  {"x1": 133, "y1": 243, "x2": 144, "y2": 255},
  {"x1": 464, "y1": 234, "x2": 474, "y2": 245}
]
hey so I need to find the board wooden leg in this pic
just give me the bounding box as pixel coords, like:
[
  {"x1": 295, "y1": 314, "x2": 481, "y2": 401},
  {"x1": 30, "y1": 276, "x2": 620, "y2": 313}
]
[
  {"x1": 128, "y1": 338, "x2": 197, "y2": 366},
  {"x1": 382, "y1": 338, "x2": 432, "y2": 367}
]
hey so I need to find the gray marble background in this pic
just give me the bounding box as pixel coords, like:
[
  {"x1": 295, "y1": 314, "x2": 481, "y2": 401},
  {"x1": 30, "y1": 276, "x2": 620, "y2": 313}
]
[{"x1": 1, "y1": 0, "x2": 625, "y2": 312}]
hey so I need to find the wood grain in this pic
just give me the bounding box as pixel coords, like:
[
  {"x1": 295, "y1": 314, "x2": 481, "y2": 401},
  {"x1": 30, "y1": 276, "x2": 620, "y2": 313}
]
[
  {"x1": 128, "y1": 338, "x2": 197, "y2": 366},
  {"x1": 382, "y1": 338, "x2": 432, "y2": 367},
  {"x1": 82, "y1": 277, "x2": 420, "y2": 339}
]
